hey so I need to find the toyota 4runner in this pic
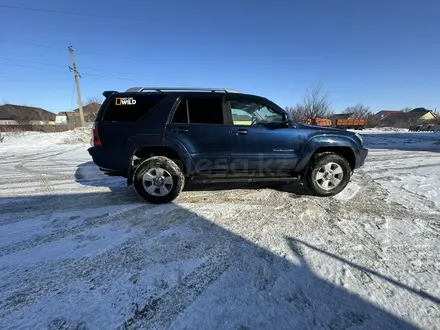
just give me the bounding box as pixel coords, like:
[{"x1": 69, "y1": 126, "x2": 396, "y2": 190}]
[{"x1": 88, "y1": 87, "x2": 368, "y2": 203}]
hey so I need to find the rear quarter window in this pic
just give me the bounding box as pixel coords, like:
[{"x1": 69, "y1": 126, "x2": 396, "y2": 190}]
[{"x1": 102, "y1": 94, "x2": 165, "y2": 122}]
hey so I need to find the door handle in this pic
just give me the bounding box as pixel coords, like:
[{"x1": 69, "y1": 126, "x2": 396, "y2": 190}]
[
  {"x1": 171, "y1": 128, "x2": 189, "y2": 133},
  {"x1": 232, "y1": 129, "x2": 248, "y2": 135}
]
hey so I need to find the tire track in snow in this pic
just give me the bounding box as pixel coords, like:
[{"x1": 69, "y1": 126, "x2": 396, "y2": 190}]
[
  {"x1": 366, "y1": 163, "x2": 440, "y2": 173},
  {"x1": 0, "y1": 204, "x2": 151, "y2": 257},
  {"x1": 122, "y1": 249, "x2": 231, "y2": 330}
]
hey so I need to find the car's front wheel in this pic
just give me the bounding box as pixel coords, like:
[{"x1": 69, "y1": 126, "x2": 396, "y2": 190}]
[
  {"x1": 303, "y1": 152, "x2": 351, "y2": 196},
  {"x1": 133, "y1": 156, "x2": 184, "y2": 203}
]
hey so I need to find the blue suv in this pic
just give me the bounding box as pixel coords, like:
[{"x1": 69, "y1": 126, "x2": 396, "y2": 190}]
[{"x1": 89, "y1": 87, "x2": 368, "y2": 203}]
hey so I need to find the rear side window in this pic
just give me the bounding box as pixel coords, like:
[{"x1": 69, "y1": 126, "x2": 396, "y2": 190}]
[
  {"x1": 171, "y1": 97, "x2": 224, "y2": 124},
  {"x1": 103, "y1": 95, "x2": 165, "y2": 122}
]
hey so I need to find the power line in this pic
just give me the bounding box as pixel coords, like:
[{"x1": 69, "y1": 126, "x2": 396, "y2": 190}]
[
  {"x1": 0, "y1": 56, "x2": 108, "y2": 73},
  {"x1": 0, "y1": 40, "x2": 140, "y2": 62},
  {"x1": 0, "y1": 4, "x2": 131, "y2": 21},
  {"x1": 81, "y1": 73, "x2": 131, "y2": 81},
  {"x1": 0, "y1": 56, "x2": 66, "y2": 68},
  {"x1": 0, "y1": 40, "x2": 60, "y2": 51},
  {"x1": 0, "y1": 61, "x2": 131, "y2": 80},
  {"x1": 0, "y1": 62, "x2": 66, "y2": 73}
]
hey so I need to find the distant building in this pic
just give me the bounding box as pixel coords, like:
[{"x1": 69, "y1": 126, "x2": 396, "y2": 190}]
[
  {"x1": 62, "y1": 103, "x2": 101, "y2": 124},
  {"x1": 72, "y1": 102, "x2": 101, "y2": 115},
  {"x1": 407, "y1": 108, "x2": 436, "y2": 122},
  {"x1": 373, "y1": 108, "x2": 437, "y2": 127},
  {"x1": 55, "y1": 112, "x2": 69, "y2": 124},
  {"x1": 0, "y1": 104, "x2": 55, "y2": 125}
]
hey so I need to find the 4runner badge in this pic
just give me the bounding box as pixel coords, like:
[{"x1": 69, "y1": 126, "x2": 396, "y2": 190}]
[{"x1": 115, "y1": 97, "x2": 137, "y2": 105}]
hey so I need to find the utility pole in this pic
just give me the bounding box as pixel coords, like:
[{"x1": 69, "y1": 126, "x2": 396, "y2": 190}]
[{"x1": 68, "y1": 46, "x2": 85, "y2": 127}]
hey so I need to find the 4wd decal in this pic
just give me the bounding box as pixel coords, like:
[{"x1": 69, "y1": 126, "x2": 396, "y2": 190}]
[{"x1": 115, "y1": 97, "x2": 137, "y2": 105}]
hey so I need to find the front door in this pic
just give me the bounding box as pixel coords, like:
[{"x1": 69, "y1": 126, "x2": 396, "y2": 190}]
[
  {"x1": 226, "y1": 96, "x2": 301, "y2": 175},
  {"x1": 166, "y1": 95, "x2": 232, "y2": 174}
]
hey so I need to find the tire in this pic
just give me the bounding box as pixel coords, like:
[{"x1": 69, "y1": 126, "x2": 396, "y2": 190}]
[
  {"x1": 133, "y1": 156, "x2": 185, "y2": 204},
  {"x1": 303, "y1": 152, "x2": 351, "y2": 196}
]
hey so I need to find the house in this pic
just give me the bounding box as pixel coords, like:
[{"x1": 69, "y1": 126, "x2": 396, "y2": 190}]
[
  {"x1": 0, "y1": 111, "x2": 18, "y2": 125},
  {"x1": 406, "y1": 108, "x2": 436, "y2": 122},
  {"x1": 73, "y1": 102, "x2": 101, "y2": 115},
  {"x1": 373, "y1": 108, "x2": 437, "y2": 127},
  {"x1": 0, "y1": 104, "x2": 55, "y2": 125},
  {"x1": 69, "y1": 103, "x2": 101, "y2": 123},
  {"x1": 55, "y1": 112, "x2": 69, "y2": 124}
]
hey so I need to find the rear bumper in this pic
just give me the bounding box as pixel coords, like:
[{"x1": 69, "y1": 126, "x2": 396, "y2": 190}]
[
  {"x1": 88, "y1": 146, "x2": 129, "y2": 173},
  {"x1": 355, "y1": 147, "x2": 369, "y2": 169}
]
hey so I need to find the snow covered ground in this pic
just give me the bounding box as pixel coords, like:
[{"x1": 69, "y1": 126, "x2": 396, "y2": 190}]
[{"x1": 0, "y1": 130, "x2": 439, "y2": 329}]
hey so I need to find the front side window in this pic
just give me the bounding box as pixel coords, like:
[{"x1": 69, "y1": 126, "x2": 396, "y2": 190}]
[{"x1": 230, "y1": 100, "x2": 283, "y2": 127}]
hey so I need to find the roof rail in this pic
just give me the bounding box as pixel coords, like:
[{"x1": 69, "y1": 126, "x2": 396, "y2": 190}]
[{"x1": 125, "y1": 87, "x2": 240, "y2": 93}]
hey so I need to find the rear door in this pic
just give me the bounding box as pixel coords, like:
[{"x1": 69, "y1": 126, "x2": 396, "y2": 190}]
[{"x1": 166, "y1": 94, "x2": 232, "y2": 174}]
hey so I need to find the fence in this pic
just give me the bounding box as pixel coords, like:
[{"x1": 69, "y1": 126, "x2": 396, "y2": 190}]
[{"x1": 409, "y1": 124, "x2": 440, "y2": 132}]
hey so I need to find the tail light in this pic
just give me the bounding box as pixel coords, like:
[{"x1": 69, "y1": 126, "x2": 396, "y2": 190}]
[{"x1": 92, "y1": 122, "x2": 102, "y2": 146}]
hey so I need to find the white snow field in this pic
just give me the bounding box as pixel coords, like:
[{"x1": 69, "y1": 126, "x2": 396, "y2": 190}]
[{"x1": 0, "y1": 129, "x2": 439, "y2": 330}]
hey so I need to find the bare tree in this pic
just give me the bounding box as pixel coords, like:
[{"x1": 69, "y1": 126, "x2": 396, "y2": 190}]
[
  {"x1": 401, "y1": 107, "x2": 413, "y2": 112},
  {"x1": 432, "y1": 108, "x2": 440, "y2": 123},
  {"x1": 285, "y1": 105, "x2": 308, "y2": 122},
  {"x1": 343, "y1": 103, "x2": 371, "y2": 119},
  {"x1": 286, "y1": 82, "x2": 333, "y2": 122},
  {"x1": 83, "y1": 96, "x2": 103, "y2": 122}
]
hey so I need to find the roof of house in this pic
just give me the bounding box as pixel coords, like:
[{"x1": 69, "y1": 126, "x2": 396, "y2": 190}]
[
  {"x1": 0, "y1": 104, "x2": 55, "y2": 121},
  {"x1": 408, "y1": 107, "x2": 430, "y2": 114},
  {"x1": 375, "y1": 110, "x2": 404, "y2": 116},
  {"x1": 406, "y1": 110, "x2": 433, "y2": 120},
  {"x1": 380, "y1": 112, "x2": 408, "y2": 122}
]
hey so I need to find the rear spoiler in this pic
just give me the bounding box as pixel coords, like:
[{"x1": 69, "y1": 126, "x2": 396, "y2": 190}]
[{"x1": 102, "y1": 90, "x2": 117, "y2": 98}]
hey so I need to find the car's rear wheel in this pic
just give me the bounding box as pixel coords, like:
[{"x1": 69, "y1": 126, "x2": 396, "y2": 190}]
[
  {"x1": 303, "y1": 152, "x2": 351, "y2": 196},
  {"x1": 133, "y1": 156, "x2": 184, "y2": 203}
]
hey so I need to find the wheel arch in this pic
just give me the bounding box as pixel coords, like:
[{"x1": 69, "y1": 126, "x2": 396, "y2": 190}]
[
  {"x1": 127, "y1": 140, "x2": 196, "y2": 185},
  {"x1": 295, "y1": 136, "x2": 357, "y2": 173}
]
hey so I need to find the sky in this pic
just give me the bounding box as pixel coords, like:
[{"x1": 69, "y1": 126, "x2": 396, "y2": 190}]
[{"x1": 0, "y1": 0, "x2": 439, "y2": 113}]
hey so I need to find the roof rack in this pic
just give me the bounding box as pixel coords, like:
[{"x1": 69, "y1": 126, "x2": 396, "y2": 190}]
[{"x1": 125, "y1": 87, "x2": 240, "y2": 93}]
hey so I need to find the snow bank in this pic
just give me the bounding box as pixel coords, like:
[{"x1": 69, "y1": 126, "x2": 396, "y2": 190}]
[
  {"x1": 362, "y1": 131, "x2": 440, "y2": 151},
  {"x1": 358, "y1": 127, "x2": 409, "y2": 133},
  {"x1": 0, "y1": 127, "x2": 91, "y2": 146},
  {"x1": 57, "y1": 127, "x2": 91, "y2": 144}
]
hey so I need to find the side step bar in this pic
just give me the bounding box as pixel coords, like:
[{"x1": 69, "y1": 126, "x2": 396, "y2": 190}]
[{"x1": 192, "y1": 176, "x2": 300, "y2": 184}]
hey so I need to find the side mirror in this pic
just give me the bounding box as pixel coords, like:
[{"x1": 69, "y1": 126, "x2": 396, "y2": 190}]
[
  {"x1": 281, "y1": 113, "x2": 294, "y2": 127},
  {"x1": 283, "y1": 118, "x2": 294, "y2": 127}
]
